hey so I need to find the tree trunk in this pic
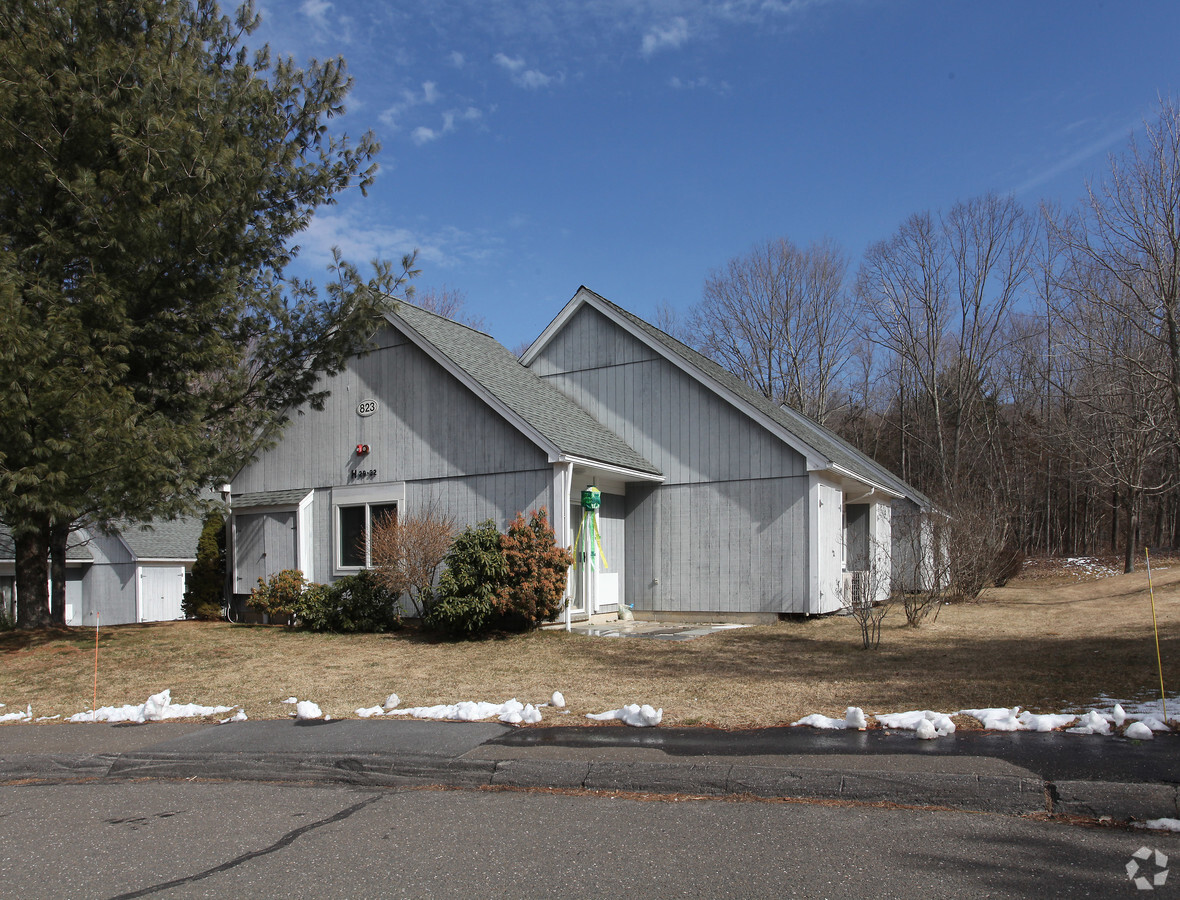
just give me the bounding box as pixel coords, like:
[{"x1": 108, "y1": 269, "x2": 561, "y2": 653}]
[
  {"x1": 1123, "y1": 493, "x2": 1137, "y2": 574},
  {"x1": 14, "y1": 525, "x2": 51, "y2": 630},
  {"x1": 49, "y1": 521, "x2": 68, "y2": 626}
]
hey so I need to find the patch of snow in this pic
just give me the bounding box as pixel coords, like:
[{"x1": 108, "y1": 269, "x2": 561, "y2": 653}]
[
  {"x1": 67, "y1": 690, "x2": 233, "y2": 724},
  {"x1": 587, "y1": 703, "x2": 663, "y2": 727},
  {"x1": 218, "y1": 710, "x2": 247, "y2": 724},
  {"x1": 386, "y1": 698, "x2": 542, "y2": 725},
  {"x1": 35, "y1": 715, "x2": 60, "y2": 722},
  {"x1": 1125, "y1": 721, "x2": 1154, "y2": 740},
  {"x1": 959, "y1": 707, "x2": 1077, "y2": 732},
  {"x1": 1067, "y1": 694, "x2": 1177, "y2": 723},
  {"x1": 791, "y1": 707, "x2": 866, "y2": 730},
  {"x1": 0, "y1": 704, "x2": 31, "y2": 724},
  {"x1": 281, "y1": 697, "x2": 298, "y2": 704},
  {"x1": 293, "y1": 700, "x2": 323, "y2": 720},
  {"x1": 915, "y1": 719, "x2": 938, "y2": 740},
  {"x1": 876, "y1": 710, "x2": 957, "y2": 737},
  {"x1": 355, "y1": 706, "x2": 384, "y2": 718},
  {"x1": 383, "y1": 694, "x2": 400, "y2": 711},
  {"x1": 1136, "y1": 818, "x2": 1180, "y2": 832},
  {"x1": 1066, "y1": 710, "x2": 1112, "y2": 735},
  {"x1": 1139, "y1": 716, "x2": 1170, "y2": 732},
  {"x1": 549, "y1": 691, "x2": 565, "y2": 709}
]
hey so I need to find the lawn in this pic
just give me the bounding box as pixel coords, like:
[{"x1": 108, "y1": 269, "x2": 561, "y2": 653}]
[{"x1": 2, "y1": 558, "x2": 1177, "y2": 728}]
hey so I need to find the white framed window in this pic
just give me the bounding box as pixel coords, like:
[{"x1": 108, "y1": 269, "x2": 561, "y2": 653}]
[{"x1": 332, "y1": 482, "x2": 405, "y2": 573}]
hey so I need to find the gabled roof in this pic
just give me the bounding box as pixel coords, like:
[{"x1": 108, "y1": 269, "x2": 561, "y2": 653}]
[
  {"x1": 387, "y1": 302, "x2": 661, "y2": 479},
  {"x1": 116, "y1": 517, "x2": 203, "y2": 561},
  {"x1": 526, "y1": 286, "x2": 930, "y2": 507}
]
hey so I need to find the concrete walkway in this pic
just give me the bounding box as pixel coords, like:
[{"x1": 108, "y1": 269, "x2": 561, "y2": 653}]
[{"x1": 2, "y1": 720, "x2": 1176, "y2": 824}]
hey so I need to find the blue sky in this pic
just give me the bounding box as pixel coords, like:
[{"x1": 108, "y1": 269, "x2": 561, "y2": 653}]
[{"x1": 253, "y1": 0, "x2": 1180, "y2": 350}]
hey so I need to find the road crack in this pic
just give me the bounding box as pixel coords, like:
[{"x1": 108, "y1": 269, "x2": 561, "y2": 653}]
[{"x1": 106, "y1": 792, "x2": 385, "y2": 899}]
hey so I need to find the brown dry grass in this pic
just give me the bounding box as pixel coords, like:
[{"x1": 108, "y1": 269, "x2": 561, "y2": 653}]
[{"x1": 2, "y1": 559, "x2": 1178, "y2": 728}]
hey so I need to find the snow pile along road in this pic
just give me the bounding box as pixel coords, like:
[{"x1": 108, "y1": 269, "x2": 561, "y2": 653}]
[
  {"x1": 0, "y1": 704, "x2": 31, "y2": 724},
  {"x1": 587, "y1": 703, "x2": 663, "y2": 727},
  {"x1": 876, "y1": 710, "x2": 957, "y2": 739},
  {"x1": 790, "y1": 707, "x2": 867, "y2": 730},
  {"x1": 67, "y1": 689, "x2": 235, "y2": 724},
  {"x1": 381, "y1": 698, "x2": 543, "y2": 724}
]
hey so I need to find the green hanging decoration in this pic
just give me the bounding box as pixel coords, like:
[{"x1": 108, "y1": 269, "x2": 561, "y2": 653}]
[{"x1": 574, "y1": 487, "x2": 608, "y2": 571}]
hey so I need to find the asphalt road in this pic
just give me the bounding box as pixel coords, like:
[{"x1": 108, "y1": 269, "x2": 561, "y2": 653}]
[{"x1": 2, "y1": 781, "x2": 1177, "y2": 899}]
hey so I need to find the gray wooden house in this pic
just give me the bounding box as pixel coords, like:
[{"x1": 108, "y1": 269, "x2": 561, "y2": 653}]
[
  {"x1": 0, "y1": 518, "x2": 201, "y2": 626},
  {"x1": 227, "y1": 288, "x2": 930, "y2": 622}
]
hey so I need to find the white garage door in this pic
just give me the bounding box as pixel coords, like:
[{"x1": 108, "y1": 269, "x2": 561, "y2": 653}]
[{"x1": 140, "y1": 566, "x2": 186, "y2": 622}]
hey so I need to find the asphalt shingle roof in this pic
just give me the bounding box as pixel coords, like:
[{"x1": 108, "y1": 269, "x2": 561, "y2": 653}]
[
  {"x1": 233, "y1": 489, "x2": 312, "y2": 510},
  {"x1": 581, "y1": 288, "x2": 931, "y2": 507},
  {"x1": 391, "y1": 302, "x2": 661, "y2": 476},
  {"x1": 117, "y1": 517, "x2": 203, "y2": 561}
]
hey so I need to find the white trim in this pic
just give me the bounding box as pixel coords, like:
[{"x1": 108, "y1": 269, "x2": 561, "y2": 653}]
[
  {"x1": 386, "y1": 311, "x2": 566, "y2": 463},
  {"x1": 134, "y1": 564, "x2": 143, "y2": 623},
  {"x1": 331, "y1": 481, "x2": 406, "y2": 575},
  {"x1": 298, "y1": 491, "x2": 315, "y2": 584},
  {"x1": 558, "y1": 455, "x2": 665, "y2": 483},
  {"x1": 828, "y1": 464, "x2": 904, "y2": 500}
]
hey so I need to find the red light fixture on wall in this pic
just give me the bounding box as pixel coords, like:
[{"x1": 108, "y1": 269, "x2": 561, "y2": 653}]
[{"x1": 355, "y1": 443, "x2": 370, "y2": 456}]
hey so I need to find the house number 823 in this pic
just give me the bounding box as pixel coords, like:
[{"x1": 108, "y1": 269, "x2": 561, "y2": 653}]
[{"x1": 356, "y1": 399, "x2": 377, "y2": 417}]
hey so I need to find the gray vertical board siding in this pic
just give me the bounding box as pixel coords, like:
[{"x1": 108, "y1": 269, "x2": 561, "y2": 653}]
[
  {"x1": 234, "y1": 325, "x2": 550, "y2": 496},
  {"x1": 298, "y1": 471, "x2": 554, "y2": 588},
  {"x1": 233, "y1": 511, "x2": 296, "y2": 592},
  {"x1": 528, "y1": 304, "x2": 659, "y2": 376},
  {"x1": 403, "y1": 470, "x2": 553, "y2": 533},
  {"x1": 531, "y1": 307, "x2": 805, "y2": 484},
  {"x1": 624, "y1": 477, "x2": 809, "y2": 615},
  {"x1": 81, "y1": 531, "x2": 138, "y2": 626}
]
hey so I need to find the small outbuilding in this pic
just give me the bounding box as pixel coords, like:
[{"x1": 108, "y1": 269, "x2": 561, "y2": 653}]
[{"x1": 0, "y1": 518, "x2": 202, "y2": 626}]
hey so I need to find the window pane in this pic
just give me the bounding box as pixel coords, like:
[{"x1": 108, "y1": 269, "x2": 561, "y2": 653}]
[
  {"x1": 339, "y1": 506, "x2": 366, "y2": 568},
  {"x1": 371, "y1": 503, "x2": 398, "y2": 531}
]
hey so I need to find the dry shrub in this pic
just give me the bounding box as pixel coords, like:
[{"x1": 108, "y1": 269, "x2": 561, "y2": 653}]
[{"x1": 369, "y1": 504, "x2": 456, "y2": 617}]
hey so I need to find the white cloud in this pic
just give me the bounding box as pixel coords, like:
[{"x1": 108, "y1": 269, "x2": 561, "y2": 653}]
[
  {"x1": 297, "y1": 209, "x2": 501, "y2": 271},
  {"x1": 494, "y1": 52, "x2": 557, "y2": 89},
  {"x1": 448, "y1": 50, "x2": 466, "y2": 68},
  {"x1": 300, "y1": 0, "x2": 332, "y2": 29},
  {"x1": 641, "y1": 17, "x2": 689, "y2": 56},
  {"x1": 412, "y1": 126, "x2": 439, "y2": 145},
  {"x1": 297, "y1": 0, "x2": 354, "y2": 43},
  {"x1": 379, "y1": 82, "x2": 443, "y2": 130},
  {"x1": 493, "y1": 52, "x2": 525, "y2": 73}
]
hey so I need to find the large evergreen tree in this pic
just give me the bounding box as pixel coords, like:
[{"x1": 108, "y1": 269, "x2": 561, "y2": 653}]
[{"x1": 0, "y1": 0, "x2": 415, "y2": 627}]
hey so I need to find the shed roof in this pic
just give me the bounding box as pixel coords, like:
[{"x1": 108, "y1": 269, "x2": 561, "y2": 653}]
[
  {"x1": 233, "y1": 489, "x2": 312, "y2": 510},
  {"x1": 534, "y1": 287, "x2": 931, "y2": 507},
  {"x1": 389, "y1": 302, "x2": 661, "y2": 477}
]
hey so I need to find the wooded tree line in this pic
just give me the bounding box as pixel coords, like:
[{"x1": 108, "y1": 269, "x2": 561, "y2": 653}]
[{"x1": 684, "y1": 98, "x2": 1180, "y2": 574}]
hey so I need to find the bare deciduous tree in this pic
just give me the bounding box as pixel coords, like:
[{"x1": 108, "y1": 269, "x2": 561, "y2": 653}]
[
  {"x1": 411, "y1": 285, "x2": 486, "y2": 330},
  {"x1": 690, "y1": 237, "x2": 854, "y2": 424}
]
